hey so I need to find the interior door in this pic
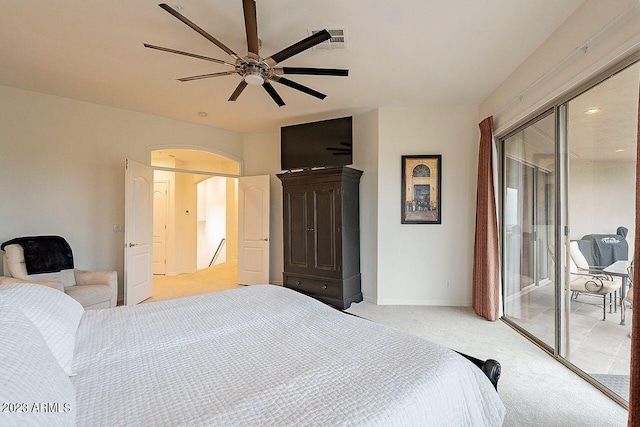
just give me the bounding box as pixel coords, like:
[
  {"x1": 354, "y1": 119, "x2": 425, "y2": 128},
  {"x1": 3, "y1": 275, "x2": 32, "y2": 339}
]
[
  {"x1": 152, "y1": 181, "x2": 168, "y2": 275},
  {"x1": 125, "y1": 159, "x2": 154, "y2": 305},
  {"x1": 238, "y1": 175, "x2": 270, "y2": 285}
]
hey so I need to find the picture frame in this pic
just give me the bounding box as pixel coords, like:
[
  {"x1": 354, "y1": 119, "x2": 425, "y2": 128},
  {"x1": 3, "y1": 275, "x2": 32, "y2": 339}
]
[{"x1": 401, "y1": 155, "x2": 442, "y2": 224}]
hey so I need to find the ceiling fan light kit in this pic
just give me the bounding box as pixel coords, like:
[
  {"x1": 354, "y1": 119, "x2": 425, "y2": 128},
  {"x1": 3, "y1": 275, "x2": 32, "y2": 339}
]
[{"x1": 144, "y1": 1, "x2": 349, "y2": 107}]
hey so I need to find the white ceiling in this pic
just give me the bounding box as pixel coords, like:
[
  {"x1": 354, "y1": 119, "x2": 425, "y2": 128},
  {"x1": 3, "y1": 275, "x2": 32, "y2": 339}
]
[
  {"x1": 568, "y1": 61, "x2": 640, "y2": 161},
  {"x1": 516, "y1": 60, "x2": 640, "y2": 163},
  {"x1": 0, "y1": 0, "x2": 586, "y2": 133}
]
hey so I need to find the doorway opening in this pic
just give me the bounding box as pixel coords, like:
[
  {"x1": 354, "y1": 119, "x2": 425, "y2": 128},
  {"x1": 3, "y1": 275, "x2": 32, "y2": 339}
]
[{"x1": 148, "y1": 148, "x2": 242, "y2": 302}]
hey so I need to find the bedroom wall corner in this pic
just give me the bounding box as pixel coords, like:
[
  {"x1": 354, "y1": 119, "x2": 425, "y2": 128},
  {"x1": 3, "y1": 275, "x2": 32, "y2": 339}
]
[
  {"x1": 376, "y1": 106, "x2": 480, "y2": 306},
  {"x1": 242, "y1": 132, "x2": 284, "y2": 285},
  {"x1": 351, "y1": 109, "x2": 379, "y2": 303}
]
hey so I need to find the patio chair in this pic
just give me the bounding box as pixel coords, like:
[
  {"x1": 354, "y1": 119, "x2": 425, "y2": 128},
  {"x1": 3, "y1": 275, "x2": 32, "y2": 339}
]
[{"x1": 569, "y1": 241, "x2": 621, "y2": 321}]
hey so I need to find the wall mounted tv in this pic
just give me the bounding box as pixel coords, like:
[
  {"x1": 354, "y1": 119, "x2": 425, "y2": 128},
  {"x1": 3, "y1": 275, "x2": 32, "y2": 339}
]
[{"x1": 280, "y1": 116, "x2": 353, "y2": 170}]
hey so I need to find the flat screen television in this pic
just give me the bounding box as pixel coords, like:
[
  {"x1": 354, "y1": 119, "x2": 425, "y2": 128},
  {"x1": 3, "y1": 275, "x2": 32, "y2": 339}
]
[{"x1": 280, "y1": 116, "x2": 353, "y2": 170}]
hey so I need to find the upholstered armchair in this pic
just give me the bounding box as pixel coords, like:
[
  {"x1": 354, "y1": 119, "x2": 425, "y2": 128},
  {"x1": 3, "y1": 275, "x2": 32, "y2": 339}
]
[{"x1": 0, "y1": 238, "x2": 117, "y2": 310}]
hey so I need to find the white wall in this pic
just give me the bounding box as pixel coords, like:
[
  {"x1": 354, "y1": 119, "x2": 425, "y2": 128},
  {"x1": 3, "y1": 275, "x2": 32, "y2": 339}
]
[
  {"x1": 351, "y1": 110, "x2": 379, "y2": 302},
  {"x1": 376, "y1": 106, "x2": 480, "y2": 306},
  {"x1": 0, "y1": 85, "x2": 244, "y2": 302},
  {"x1": 569, "y1": 160, "x2": 635, "y2": 257},
  {"x1": 197, "y1": 176, "x2": 227, "y2": 269},
  {"x1": 174, "y1": 171, "x2": 197, "y2": 274}
]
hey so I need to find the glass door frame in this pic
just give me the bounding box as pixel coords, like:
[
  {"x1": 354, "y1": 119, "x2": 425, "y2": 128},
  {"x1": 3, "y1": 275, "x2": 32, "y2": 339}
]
[
  {"x1": 496, "y1": 50, "x2": 640, "y2": 409},
  {"x1": 498, "y1": 108, "x2": 558, "y2": 356}
]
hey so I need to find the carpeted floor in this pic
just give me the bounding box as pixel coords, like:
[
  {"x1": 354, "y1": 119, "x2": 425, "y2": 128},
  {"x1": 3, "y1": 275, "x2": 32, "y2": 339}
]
[
  {"x1": 145, "y1": 260, "x2": 241, "y2": 303},
  {"x1": 346, "y1": 302, "x2": 628, "y2": 427}
]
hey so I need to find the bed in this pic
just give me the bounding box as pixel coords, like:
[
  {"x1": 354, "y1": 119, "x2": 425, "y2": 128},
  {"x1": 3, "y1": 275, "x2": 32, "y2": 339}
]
[{"x1": 0, "y1": 283, "x2": 506, "y2": 426}]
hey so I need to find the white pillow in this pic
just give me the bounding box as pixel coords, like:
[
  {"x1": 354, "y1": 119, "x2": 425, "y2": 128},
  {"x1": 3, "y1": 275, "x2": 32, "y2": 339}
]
[
  {"x1": 0, "y1": 303, "x2": 76, "y2": 427},
  {"x1": 0, "y1": 283, "x2": 84, "y2": 375}
]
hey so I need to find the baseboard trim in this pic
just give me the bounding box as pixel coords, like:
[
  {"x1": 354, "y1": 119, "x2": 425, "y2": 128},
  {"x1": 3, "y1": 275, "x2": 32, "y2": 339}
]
[
  {"x1": 375, "y1": 298, "x2": 472, "y2": 307},
  {"x1": 362, "y1": 295, "x2": 377, "y2": 304}
]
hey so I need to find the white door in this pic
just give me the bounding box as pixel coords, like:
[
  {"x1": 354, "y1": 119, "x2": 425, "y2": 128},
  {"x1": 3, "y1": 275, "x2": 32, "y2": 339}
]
[
  {"x1": 153, "y1": 181, "x2": 168, "y2": 275},
  {"x1": 125, "y1": 159, "x2": 153, "y2": 305},
  {"x1": 238, "y1": 175, "x2": 270, "y2": 285}
]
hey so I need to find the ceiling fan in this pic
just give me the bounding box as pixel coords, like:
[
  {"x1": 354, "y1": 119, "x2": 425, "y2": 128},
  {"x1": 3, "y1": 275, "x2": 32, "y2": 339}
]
[{"x1": 144, "y1": 1, "x2": 349, "y2": 107}]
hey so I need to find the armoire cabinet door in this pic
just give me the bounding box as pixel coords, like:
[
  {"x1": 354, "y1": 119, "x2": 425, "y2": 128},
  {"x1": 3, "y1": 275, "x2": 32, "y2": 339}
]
[
  {"x1": 283, "y1": 185, "x2": 311, "y2": 275},
  {"x1": 311, "y1": 183, "x2": 340, "y2": 278}
]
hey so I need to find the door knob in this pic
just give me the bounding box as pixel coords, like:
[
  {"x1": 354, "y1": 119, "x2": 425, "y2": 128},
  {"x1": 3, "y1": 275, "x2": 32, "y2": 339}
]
[
  {"x1": 262, "y1": 238, "x2": 269, "y2": 241},
  {"x1": 307, "y1": 227, "x2": 314, "y2": 232},
  {"x1": 128, "y1": 243, "x2": 138, "y2": 248}
]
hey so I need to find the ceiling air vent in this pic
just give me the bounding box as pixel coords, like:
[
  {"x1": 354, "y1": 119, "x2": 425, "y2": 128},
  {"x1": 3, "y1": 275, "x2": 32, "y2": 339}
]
[{"x1": 309, "y1": 28, "x2": 346, "y2": 50}]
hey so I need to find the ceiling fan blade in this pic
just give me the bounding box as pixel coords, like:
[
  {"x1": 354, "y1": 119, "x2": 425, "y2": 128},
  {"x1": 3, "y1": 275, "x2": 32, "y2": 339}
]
[
  {"x1": 242, "y1": 0, "x2": 259, "y2": 57},
  {"x1": 144, "y1": 44, "x2": 236, "y2": 67},
  {"x1": 278, "y1": 67, "x2": 348, "y2": 77},
  {"x1": 158, "y1": 3, "x2": 241, "y2": 61},
  {"x1": 265, "y1": 30, "x2": 331, "y2": 66},
  {"x1": 228, "y1": 80, "x2": 248, "y2": 101},
  {"x1": 272, "y1": 76, "x2": 326, "y2": 100},
  {"x1": 177, "y1": 71, "x2": 237, "y2": 82},
  {"x1": 262, "y1": 82, "x2": 285, "y2": 107}
]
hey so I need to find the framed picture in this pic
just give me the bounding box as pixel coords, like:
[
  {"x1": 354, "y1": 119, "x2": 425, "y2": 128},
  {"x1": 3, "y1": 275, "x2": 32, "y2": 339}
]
[{"x1": 401, "y1": 155, "x2": 442, "y2": 224}]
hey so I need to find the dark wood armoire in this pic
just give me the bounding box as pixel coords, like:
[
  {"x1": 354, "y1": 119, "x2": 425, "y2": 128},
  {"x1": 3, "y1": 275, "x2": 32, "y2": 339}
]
[{"x1": 277, "y1": 167, "x2": 363, "y2": 309}]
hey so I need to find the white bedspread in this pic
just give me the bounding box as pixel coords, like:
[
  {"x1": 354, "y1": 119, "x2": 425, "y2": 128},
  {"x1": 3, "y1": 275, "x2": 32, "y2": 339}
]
[{"x1": 72, "y1": 285, "x2": 505, "y2": 426}]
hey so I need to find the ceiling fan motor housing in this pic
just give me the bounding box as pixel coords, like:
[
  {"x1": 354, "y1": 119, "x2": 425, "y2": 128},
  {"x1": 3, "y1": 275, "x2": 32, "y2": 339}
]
[{"x1": 239, "y1": 60, "x2": 268, "y2": 85}]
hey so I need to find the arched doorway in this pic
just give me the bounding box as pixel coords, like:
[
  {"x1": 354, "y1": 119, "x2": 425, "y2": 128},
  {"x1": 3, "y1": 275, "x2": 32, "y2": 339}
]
[{"x1": 147, "y1": 147, "x2": 242, "y2": 300}]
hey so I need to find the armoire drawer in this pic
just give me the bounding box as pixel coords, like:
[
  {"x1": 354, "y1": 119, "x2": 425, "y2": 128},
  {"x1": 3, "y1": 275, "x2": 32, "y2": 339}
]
[{"x1": 284, "y1": 275, "x2": 341, "y2": 298}]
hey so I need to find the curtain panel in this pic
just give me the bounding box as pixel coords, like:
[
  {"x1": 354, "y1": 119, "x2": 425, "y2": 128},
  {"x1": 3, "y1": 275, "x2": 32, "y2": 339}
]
[
  {"x1": 472, "y1": 116, "x2": 500, "y2": 321},
  {"x1": 629, "y1": 82, "x2": 640, "y2": 427}
]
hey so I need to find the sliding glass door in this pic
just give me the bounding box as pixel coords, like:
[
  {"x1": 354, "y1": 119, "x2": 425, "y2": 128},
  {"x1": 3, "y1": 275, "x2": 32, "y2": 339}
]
[
  {"x1": 561, "y1": 61, "x2": 640, "y2": 402},
  {"x1": 502, "y1": 111, "x2": 556, "y2": 350},
  {"x1": 500, "y1": 58, "x2": 639, "y2": 405}
]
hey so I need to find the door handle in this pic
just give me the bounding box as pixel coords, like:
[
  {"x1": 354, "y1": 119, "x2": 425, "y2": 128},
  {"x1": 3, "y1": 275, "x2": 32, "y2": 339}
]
[
  {"x1": 262, "y1": 238, "x2": 269, "y2": 241},
  {"x1": 307, "y1": 228, "x2": 314, "y2": 232},
  {"x1": 128, "y1": 243, "x2": 139, "y2": 248}
]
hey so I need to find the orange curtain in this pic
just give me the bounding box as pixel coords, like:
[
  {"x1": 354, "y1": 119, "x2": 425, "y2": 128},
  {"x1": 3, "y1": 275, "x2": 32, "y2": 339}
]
[
  {"x1": 628, "y1": 84, "x2": 640, "y2": 427},
  {"x1": 472, "y1": 116, "x2": 500, "y2": 321}
]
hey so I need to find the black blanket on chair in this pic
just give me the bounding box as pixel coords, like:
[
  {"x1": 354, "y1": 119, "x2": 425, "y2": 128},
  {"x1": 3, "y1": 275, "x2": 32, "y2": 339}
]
[{"x1": 1, "y1": 236, "x2": 74, "y2": 274}]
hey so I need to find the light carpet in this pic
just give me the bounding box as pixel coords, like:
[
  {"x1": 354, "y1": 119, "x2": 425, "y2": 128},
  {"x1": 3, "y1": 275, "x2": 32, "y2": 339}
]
[
  {"x1": 346, "y1": 302, "x2": 628, "y2": 427},
  {"x1": 146, "y1": 260, "x2": 241, "y2": 303}
]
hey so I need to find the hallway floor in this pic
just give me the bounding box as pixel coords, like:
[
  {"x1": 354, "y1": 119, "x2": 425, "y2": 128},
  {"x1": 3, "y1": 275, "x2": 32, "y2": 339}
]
[{"x1": 145, "y1": 260, "x2": 241, "y2": 303}]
